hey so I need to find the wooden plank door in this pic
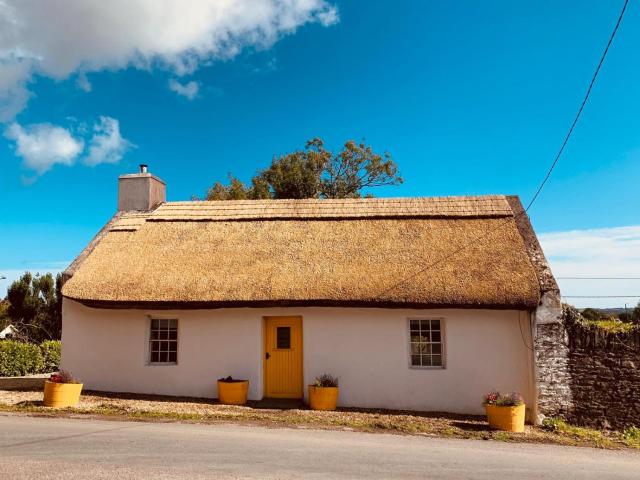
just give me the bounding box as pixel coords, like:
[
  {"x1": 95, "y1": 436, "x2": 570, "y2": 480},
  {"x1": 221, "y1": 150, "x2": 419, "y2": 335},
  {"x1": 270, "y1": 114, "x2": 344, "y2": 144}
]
[{"x1": 264, "y1": 316, "x2": 303, "y2": 398}]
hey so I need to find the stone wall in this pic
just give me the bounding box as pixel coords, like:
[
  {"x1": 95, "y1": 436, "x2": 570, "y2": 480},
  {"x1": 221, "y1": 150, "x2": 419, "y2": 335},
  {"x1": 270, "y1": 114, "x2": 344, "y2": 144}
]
[
  {"x1": 534, "y1": 322, "x2": 574, "y2": 420},
  {"x1": 536, "y1": 312, "x2": 640, "y2": 429},
  {"x1": 566, "y1": 327, "x2": 640, "y2": 429}
]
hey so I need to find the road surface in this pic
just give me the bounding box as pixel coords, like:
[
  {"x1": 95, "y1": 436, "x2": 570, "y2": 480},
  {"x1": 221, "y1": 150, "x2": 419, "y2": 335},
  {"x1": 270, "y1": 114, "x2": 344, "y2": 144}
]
[{"x1": 0, "y1": 415, "x2": 637, "y2": 479}]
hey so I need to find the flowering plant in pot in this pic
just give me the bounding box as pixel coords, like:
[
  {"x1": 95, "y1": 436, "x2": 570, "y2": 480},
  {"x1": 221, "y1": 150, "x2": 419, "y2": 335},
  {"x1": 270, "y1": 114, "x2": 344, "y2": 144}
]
[
  {"x1": 308, "y1": 374, "x2": 339, "y2": 411},
  {"x1": 483, "y1": 391, "x2": 525, "y2": 432},
  {"x1": 217, "y1": 376, "x2": 249, "y2": 405},
  {"x1": 43, "y1": 370, "x2": 83, "y2": 408}
]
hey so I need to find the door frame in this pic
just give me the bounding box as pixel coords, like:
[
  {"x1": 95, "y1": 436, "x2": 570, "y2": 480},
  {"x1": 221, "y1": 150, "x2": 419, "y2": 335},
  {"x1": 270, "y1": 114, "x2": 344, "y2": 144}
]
[{"x1": 262, "y1": 316, "x2": 304, "y2": 399}]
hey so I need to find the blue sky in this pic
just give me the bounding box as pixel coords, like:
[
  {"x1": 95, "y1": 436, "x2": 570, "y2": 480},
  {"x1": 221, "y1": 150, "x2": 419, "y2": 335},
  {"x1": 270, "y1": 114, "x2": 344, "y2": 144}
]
[{"x1": 1, "y1": 1, "x2": 639, "y2": 307}]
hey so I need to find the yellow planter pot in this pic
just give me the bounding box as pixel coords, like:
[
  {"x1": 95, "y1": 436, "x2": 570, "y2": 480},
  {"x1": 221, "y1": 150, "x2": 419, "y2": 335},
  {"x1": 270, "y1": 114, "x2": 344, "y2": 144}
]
[
  {"x1": 43, "y1": 381, "x2": 83, "y2": 408},
  {"x1": 308, "y1": 386, "x2": 339, "y2": 411},
  {"x1": 485, "y1": 404, "x2": 526, "y2": 432},
  {"x1": 217, "y1": 380, "x2": 249, "y2": 405}
]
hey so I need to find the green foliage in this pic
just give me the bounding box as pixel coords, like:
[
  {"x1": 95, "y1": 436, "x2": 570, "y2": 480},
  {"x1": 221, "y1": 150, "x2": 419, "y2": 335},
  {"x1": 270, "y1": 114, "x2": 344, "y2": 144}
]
[
  {"x1": 580, "y1": 308, "x2": 601, "y2": 321},
  {"x1": 204, "y1": 138, "x2": 402, "y2": 200},
  {"x1": 40, "y1": 340, "x2": 61, "y2": 372},
  {"x1": 563, "y1": 304, "x2": 639, "y2": 334},
  {"x1": 584, "y1": 318, "x2": 636, "y2": 334},
  {"x1": 5, "y1": 272, "x2": 62, "y2": 342},
  {"x1": 0, "y1": 300, "x2": 9, "y2": 330},
  {"x1": 0, "y1": 340, "x2": 44, "y2": 376},
  {"x1": 541, "y1": 417, "x2": 613, "y2": 447},
  {"x1": 632, "y1": 302, "x2": 640, "y2": 325},
  {"x1": 622, "y1": 426, "x2": 640, "y2": 441},
  {"x1": 541, "y1": 417, "x2": 564, "y2": 432}
]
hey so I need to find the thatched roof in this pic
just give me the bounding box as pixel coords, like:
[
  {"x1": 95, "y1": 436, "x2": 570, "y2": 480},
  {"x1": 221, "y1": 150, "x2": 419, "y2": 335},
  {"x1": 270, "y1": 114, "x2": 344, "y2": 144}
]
[{"x1": 62, "y1": 195, "x2": 555, "y2": 309}]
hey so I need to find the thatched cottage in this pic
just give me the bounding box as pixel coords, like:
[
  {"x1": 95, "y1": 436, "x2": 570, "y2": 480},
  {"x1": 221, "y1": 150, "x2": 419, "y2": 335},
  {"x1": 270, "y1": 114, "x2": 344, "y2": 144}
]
[{"x1": 61, "y1": 166, "x2": 561, "y2": 421}]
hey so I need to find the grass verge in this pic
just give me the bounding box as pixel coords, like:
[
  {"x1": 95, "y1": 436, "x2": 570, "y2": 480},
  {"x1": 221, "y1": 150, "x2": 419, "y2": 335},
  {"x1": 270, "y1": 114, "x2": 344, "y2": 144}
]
[{"x1": 0, "y1": 390, "x2": 638, "y2": 451}]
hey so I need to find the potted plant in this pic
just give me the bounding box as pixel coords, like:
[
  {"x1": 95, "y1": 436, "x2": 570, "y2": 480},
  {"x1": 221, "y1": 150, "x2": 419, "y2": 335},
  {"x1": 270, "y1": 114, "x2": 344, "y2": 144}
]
[
  {"x1": 43, "y1": 370, "x2": 83, "y2": 408},
  {"x1": 308, "y1": 374, "x2": 339, "y2": 411},
  {"x1": 217, "y1": 376, "x2": 249, "y2": 405},
  {"x1": 483, "y1": 391, "x2": 526, "y2": 433}
]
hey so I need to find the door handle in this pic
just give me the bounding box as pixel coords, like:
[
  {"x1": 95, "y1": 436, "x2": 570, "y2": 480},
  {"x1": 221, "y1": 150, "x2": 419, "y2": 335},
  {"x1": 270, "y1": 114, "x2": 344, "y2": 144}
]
[{"x1": 265, "y1": 352, "x2": 271, "y2": 360}]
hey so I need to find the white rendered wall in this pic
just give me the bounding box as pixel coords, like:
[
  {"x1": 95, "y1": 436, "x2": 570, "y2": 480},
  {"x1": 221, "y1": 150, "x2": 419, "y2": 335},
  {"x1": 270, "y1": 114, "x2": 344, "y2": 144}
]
[{"x1": 62, "y1": 299, "x2": 535, "y2": 414}]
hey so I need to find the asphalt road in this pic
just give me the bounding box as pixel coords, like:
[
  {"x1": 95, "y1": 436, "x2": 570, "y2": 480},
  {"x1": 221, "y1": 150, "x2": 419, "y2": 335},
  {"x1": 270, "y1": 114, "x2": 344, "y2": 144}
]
[{"x1": 0, "y1": 415, "x2": 638, "y2": 479}]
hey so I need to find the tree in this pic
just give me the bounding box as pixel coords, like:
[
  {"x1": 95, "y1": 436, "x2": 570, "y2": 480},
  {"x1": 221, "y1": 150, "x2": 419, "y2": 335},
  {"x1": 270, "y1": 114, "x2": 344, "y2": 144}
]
[
  {"x1": 5, "y1": 272, "x2": 62, "y2": 342},
  {"x1": 580, "y1": 308, "x2": 601, "y2": 322},
  {"x1": 204, "y1": 138, "x2": 402, "y2": 200},
  {"x1": 632, "y1": 301, "x2": 640, "y2": 325}
]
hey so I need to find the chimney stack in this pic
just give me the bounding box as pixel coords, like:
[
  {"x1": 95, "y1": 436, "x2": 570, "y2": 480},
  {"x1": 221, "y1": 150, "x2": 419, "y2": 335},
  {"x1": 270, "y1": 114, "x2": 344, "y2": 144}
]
[{"x1": 118, "y1": 164, "x2": 166, "y2": 211}]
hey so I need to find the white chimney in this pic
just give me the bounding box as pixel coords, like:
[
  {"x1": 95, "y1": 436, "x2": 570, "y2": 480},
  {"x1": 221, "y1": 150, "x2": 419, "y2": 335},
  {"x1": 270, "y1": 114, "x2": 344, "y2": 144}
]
[{"x1": 118, "y1": 164, "x2": 166, "y2": 211}]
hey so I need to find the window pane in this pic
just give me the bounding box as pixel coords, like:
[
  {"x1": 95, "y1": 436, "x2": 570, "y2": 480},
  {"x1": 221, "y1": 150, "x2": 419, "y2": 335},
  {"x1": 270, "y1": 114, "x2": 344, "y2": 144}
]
[
  {"x1": 150, "y1": 319, "x2": 178, "y2": 363},
  {"x1": 421, "y1": 355, "x2": 432, "y2": 366},
  {"x1": 410, "y1": 320, "x2": 420, "y2": 331},
  {"x1": 421, "y1": 332, "x2": 431, "y2": 342},
  {"x1": 432, "y1": 355, "x2": 442, "y2": 366},
  {"x1": 420, "y1": 320, "x2": 430, "y2": 330},
  {"x1": 276, "y1": 327, "x2": 291, "y2": 349},
  {"x1": 431, "y1": 331, "x2": 441, "y2": 342},
  {"x1": 430, "y1": 320, "x2": 440, "y2": 330},
  {"x1": 410, "y1": 332, "x2": 420, "y2": 342},
  {"x1": 421, "y1": 344, "x2": 431, "y2": 354},
  {"x1": 411, "y1": 355, "x2": 421, "y2": 366},
  {"x1": 432, "y1": 343, "x2": 442, "y2": 354},
  {"x1": 411, "y1": 343, "x2": 420, "y2": 354}
]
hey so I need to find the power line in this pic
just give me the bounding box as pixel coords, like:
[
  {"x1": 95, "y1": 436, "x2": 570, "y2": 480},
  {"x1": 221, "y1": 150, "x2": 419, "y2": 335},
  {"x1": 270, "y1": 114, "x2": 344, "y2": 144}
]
[
  {"x1": 557, "y1": 277, "x2": 640, "y2": 280},
  {"x1": 375, "y1": 1, "x2": 631, "y2": 299},
  {"x1": 563, "y1": 295, "x2": 640, "y2": 298},
  {"x1": 525, "y1": 0, "x2": 629, "y2": 212}
]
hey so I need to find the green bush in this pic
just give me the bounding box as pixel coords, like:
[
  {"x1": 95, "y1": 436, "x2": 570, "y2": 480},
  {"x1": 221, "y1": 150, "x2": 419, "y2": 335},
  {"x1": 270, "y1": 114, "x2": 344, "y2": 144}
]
[
  {"x1": 40, "y1": 340, "x2": 61, "y2": 373},
  {"x1": 0, "y1": 340, "x2": 44, "y2": 377}
]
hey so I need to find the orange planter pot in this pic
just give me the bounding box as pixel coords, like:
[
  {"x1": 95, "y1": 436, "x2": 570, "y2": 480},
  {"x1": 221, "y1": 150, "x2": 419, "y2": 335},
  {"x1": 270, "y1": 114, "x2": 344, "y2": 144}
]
[
  {"x1": 217, "y1": 380, "x2": 249, "y2": 405},
  {"x1": 43, "y1": 381, "x2": 83, "y2": 408},
  {"x1": 485, "y1": 404, "x2": 526, "y2": 432},
  {"x1": 308, "y1": 386, "x2": 339, "y2": 411}
]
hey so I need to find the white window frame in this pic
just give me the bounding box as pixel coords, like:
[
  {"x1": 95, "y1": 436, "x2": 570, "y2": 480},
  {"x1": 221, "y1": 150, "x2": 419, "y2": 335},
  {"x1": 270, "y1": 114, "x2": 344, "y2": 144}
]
[
  {"x1": 146, "y1": 317, "x2": 179, "y2": 366},
  {"x1": 407, "y1": 317, "x2": 446, "y2": 369}
]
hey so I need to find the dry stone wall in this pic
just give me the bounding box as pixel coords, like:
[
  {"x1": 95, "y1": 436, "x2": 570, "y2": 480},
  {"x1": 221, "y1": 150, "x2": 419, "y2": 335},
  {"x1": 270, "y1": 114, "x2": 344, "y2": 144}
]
[
  {"x1": 566, "y1": 328, "x2": 640, "y2": 429},
  {"x1": 536, "y1": 316, "x2": 640, "y2": 429}
]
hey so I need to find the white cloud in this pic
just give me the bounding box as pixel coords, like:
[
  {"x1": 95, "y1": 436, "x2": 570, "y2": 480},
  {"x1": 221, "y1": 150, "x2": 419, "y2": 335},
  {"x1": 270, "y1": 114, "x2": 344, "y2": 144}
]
[
  {"x1": 5, "y1": 116, "x2": 132, "y2": 174},
  {"x1": 168, "y1": 79, "x2": 199, "y2": 100},
  {"x1": 76, "y1": 73, "x2": 92, "y2": 92},
  {"x1": 539, "y1": 226, "x2": 640, "y2": 308},
  {"x1": 4, "y1": 122, "x2": 84, "y2": 174},
  {"x1": 0, "y1": 0, "x2": 339, "y2": 118},
  {"x1": 0, "y1": 61, "x2": 32, "y2": 122},
  {"x1": 84, "y1": 117, "x2": 132, "y2": 166}
]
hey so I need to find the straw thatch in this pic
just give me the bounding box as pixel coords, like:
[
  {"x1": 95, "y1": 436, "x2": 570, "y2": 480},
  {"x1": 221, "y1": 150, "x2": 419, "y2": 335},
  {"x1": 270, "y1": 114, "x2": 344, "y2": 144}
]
[{"x1": 62, "y1": 196, "x2": 548, "y2": 309}]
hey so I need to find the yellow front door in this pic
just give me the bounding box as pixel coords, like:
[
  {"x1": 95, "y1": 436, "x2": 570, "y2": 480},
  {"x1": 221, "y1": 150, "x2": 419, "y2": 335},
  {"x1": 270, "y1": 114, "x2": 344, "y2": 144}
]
[{"x1": 264, "y1": 316, "x2": 303, "y2": 398}]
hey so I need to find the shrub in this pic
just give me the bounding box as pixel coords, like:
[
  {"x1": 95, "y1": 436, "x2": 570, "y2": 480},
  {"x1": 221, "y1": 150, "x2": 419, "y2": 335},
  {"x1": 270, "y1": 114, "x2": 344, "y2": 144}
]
[
  {"x1": 40, "y1": 340, "x2": 61, "y2": 373},
  {"x1": 622, "y1": 426, "x2": 640, "y2": 442},
  {"x1": 483, "y1": 391, "x2": 524, "y2": 407},
  {"x1": 314, "y1": 374, "x2": 339, "y2": 387},
  {"x1": 0, "y1": 340, "x2": 44, "y2": 377}
]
